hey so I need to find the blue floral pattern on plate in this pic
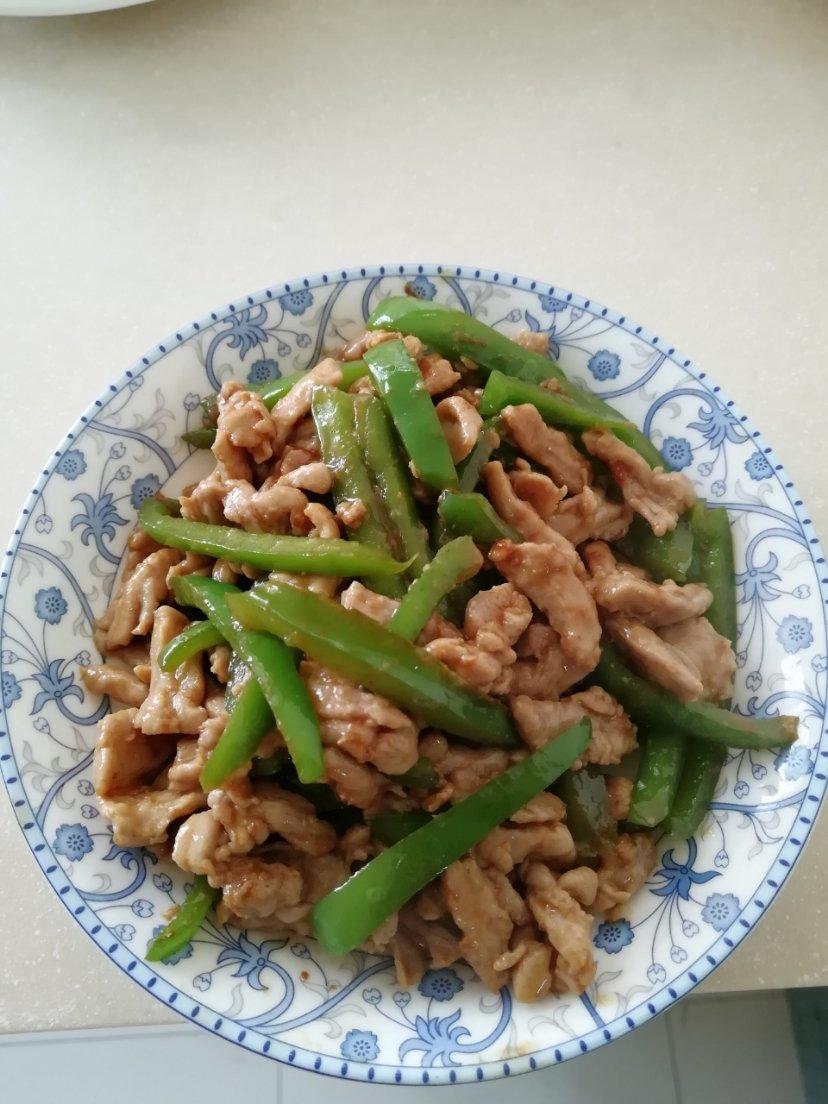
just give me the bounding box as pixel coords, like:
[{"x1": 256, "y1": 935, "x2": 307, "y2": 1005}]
[{"x1": 0, "y1": 264, "x2": 826, "y2": 1085}]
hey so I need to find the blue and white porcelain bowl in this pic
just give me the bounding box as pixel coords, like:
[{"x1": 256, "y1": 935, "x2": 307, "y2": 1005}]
[{"x1": 1, "y1": 265, "x2": 825, "y2": 1085}]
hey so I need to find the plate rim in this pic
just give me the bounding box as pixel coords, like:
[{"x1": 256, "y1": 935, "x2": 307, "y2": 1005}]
[{"x1": 1, "y1": 261, "x2": 825, "y2": 1084}]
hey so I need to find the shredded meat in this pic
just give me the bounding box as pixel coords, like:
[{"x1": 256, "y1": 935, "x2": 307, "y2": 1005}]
[
  {"x1": 512, "y1": 330, "x2": 550, "y2": 355},
  {"x1": 336, "y1": 499, "x2": 367, "y2": 529},
  {"x1": 510, "y1": 936, "x2": 554, "y2": 1003},
  {"x1": 207, "y1": 386, "x2": 272, "y2": 486},
  {"x1": 271, "y1": 358, "x2": 341, "y2": 449},
  {"x1": 344, "y1": 329, "x2": 425, "y2": 363},
  {"x1": 302, "y1": 661, "x2": 419, "y2": 775},
  {"x1": 93, "y1": 708, "x2": 171, "y2": 797},
  {"x1": 509, "y1": 468, "x2": 566, "y2": 520},
  {"x1": 509, "y1": 623, "x2": 570, "y2": 699},
  {"x1": 524, "y1": 862, "x2": 596, "y2": 994},
  {"x1": 418, "y1": 352, "x2": 460, "y2": 395},
  {"x1": 135, "y1": 606, "x2": 207, "y2": 735},
  {"x1": 223, "y1": 480, "x2": 308, "y2": 535},
  {"x1": 340, "y1": 581, "x2": 461, "y2": 644},
  {"x1": 424, "y1": 637, "x2": 507, "y2": 695},
  {"x1": 589, "y1": 544, "x2": 713, "y2": 626},
  {"x1": 101, "y1": 788, "x2": 206, "y2": 848},
  {"x1": 464, "y1": 583, "x2": 533, "y2": 654},
  {"x1": 593, "y1": 833, "x2": 657, "y2": 919},
  {"x1": 442, "y1": 858, "x2": 512, "y2": 990},
  {"x1": 435, "y1": 395, "x2": 483, "y2": 462},
  {"x1": 484, "y1": 461, "x2": 562, "y2": 543},
  {"x1": 582, "y1": 428, "x2": 695, "y2": 536},
  {"x1": 180, "y1": 472, "x2": 228, "y2": 524},
  {"x1": 419, "y1": 732, "x2": 512, "y2": 808},
  {"x1": 658, "y1": 616, "x2": 736, "y2": 702},
  {"x1": 605, "y1": 615, "x2": 704, "y2": 701},
  {"x1": 606, "y1": 776, "x2": 634, "y2": 821},
  {"x1": 475, "y1": 822, "x2": 576, "y2": 873},
  {"x1": 548, "y1": 486, "x2": 633, "y2": 545},
  {"x1": 81, "y1": 661, "x2": 147, "y2": 707},
  {"x1": 277, "y1": 462, "x2": 333, "y2": 494},
  {"x1": 489, "y1": 540, "x2": 600, "y2": 681},
  {"x1": 511, "y1": 687, "x2": 637, "y2": 768},
  {"x1": 98, "y1": 544, "x2": 182, "y2": 651},
  {"x1": 501, "y1": 404, "x2": 591, "y2": 493},
  {"x1": 323, "y1": 747, "x2": 387, "y2": 811}
]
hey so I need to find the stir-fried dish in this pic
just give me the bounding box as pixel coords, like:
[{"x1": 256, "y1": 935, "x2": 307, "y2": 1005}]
[{"x1": 84, "y1": 295, "x2": 797, "y2": 1002}]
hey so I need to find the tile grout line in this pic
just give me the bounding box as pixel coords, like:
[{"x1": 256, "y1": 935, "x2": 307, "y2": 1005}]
[{"x1": 664, "y1": 1013, "x2": 685, "y2": 1104}]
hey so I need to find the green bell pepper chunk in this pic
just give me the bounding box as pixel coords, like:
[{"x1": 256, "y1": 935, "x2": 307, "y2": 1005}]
[
  {"x1": 388, "y1": 536, "x2": 482, "y2": 642},
  {"x1": 158, "y1": 619, "x2": 224, "y2": 672},
  {"x1": 312, "y1": 386, "x2": 405, "y2": 598},
  {"x1": 628, "y1": 730, "x2": 686, "y2": 828},
  {"x1": 354, "y1": 393, "x2": 431, "y2": 578},
  {"x1": 138, "y1": 499, "x2": 409, "y2": 578},
  {"x1": 364, "y1": 339, "x2": 459, "y2": 492},
  {"x1": 593, "y1": 645, "x2": 797, "y2": 751},
  {"x1": 438, "y1": 491, "x2": 522, "y2": 546},
  {"x1": 145, "y1": 875, "x2": 219, "y2": 963},
  {"x1": 369, "y1": 809, "x2": 433, "y2": 846},
  {"x1": 556, "y1": 769, "x2": 617, "y2": 859}
]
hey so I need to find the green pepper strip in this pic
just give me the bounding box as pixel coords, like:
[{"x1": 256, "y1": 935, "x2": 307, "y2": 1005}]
[
  {"x1": 199, "y1": 359, "x2": 370, "y2": 428},
  {"x1": 387, "y1": 756, "x2": 439, "y2": 790},
  {"x1": 172, "y1": 575, "x2": 324, "y2": 785},
  {"x1": 312, "y1": 719, "x2": 591, "y2": 954},
  {"x1": 182, "y1": 428, "x2": 218, "y2": 449},
  {"x1": 355, "y1": 394, "x2": 431, "y2": 578},
  {"x1": 364, "y1": 339, "x2": 459, "y2": 492},
  {"x1": 145, "y1": 874, "x2": 219, "y2": 963},
  {"x1": 250, "y1": 750, "x2": 291, "y2": 777},
  {"x1": 456, "y1": 421, "x2": 500, "y2": 493},
  {"x1": 367, "y1": 297, "x2": 664, "y2": 466},
  {"x1": 369, "y1": 809, "x2": 433, "y2": 846},
  {"x1": 228, "y1": 582, "x2": 519, "y2": 748},
  {"x1": 628, "y1": 730, "x2": 686, "y2": 828},
  {"x1": 438, "y1": 491, "x2": 522, "y2": 546},
  {"x1": 311, "y1": 386, "x2": 405, "y2": 598},
  {"x1": 614, "y1": 513, "x2": 694, "y2": 585},
  {"x1": 594, "y1": 644, "x2": 797, "y2": 751},
  {"x1": 388, "y1": 536, "x2": 482, "y2": 642},
  {"x1": 207, "y1": 677, "x2": 274, "y2": 791},
  {"x1": 663, "y1": 505, "x2": 738, "y2": 837},
  {"x1": 555, "y1": 770, "x2": 617, "y2": 860},
  {"x1": 138, "y1": 498, "x2": 409, "y2": 578},
  {"x1": 158, "y1": 620, "x2": 224, "y2": 672},
  {"x1": 478, "y1": 370, "x2": 634, "y2": 434}
]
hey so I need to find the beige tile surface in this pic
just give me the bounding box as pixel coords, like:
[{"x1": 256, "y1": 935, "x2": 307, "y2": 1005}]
[{"x1": 0, "y1": 0, "x2": 826, "y2": 1032}]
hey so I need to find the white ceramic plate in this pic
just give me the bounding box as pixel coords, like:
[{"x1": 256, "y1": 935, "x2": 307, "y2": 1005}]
[
  {"x1": 0, "y1": 0, "x2": 152, "y2": 16},
  {"x1": 1, "y1": 264, "x2": 825, "y2": 1085}
]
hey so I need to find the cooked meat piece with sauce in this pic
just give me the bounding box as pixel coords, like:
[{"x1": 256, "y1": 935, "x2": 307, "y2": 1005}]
[
  {"x1": 81, "y1": 660, "x2": 148, "y2": 708},
  {"x1": 302, "y1": 661, "x2": 419, "y2": 775},
  {"x1": 501, "y1": 404, "x2": 591, "y2": 493},
  {"x1": 658, "y1": 616, "x2": 736, "y2": 701},
  {"x1": 489, "y1": 540, "x2": 600, "y2": 679},
  {"x1": 442, "y1": 857, "x2": 513, "y2": 991},
  {"x1": 511, "y1": 686, "x2": 637, "y2": 768},
  {"x1": 435, "y1": 395, "x2": 483, "y2": 462},
  {"x1": 135, "y1": 606, "x2": 207, "y2": 735},
  {"x1": 582, "y1": 428, "x2": 695, "y2": 536},
  {"x1": 605, "y1": 615, "x2": 705, "y2": 701},
  {"x1": 593, "y1": 833, "x2": 657, "y2": 919},
  {"x1": 524, "y1": 862, "x2": 596, "y2": 994}
]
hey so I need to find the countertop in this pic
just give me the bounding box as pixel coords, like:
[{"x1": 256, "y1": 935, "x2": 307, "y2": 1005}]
[{"x1": 0, "y1": 0, "x2": 826, "y2": 1033}]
